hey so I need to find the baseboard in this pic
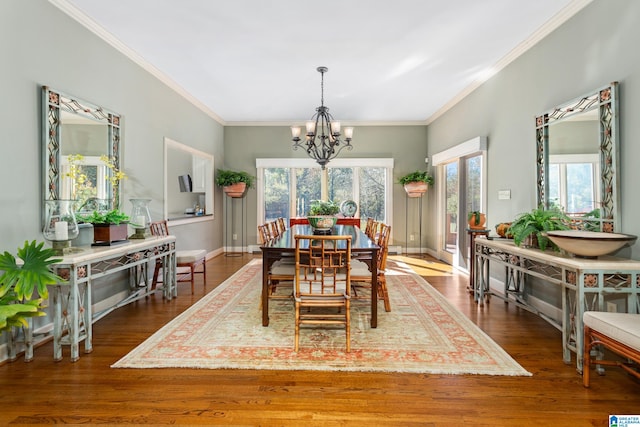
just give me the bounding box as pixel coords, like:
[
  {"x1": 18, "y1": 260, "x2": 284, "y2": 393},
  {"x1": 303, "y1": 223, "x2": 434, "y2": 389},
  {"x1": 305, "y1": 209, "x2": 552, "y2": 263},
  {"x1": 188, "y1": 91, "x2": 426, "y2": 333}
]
[{"x1": 487, "y1": 277, "x2": 562, "y2": 324}]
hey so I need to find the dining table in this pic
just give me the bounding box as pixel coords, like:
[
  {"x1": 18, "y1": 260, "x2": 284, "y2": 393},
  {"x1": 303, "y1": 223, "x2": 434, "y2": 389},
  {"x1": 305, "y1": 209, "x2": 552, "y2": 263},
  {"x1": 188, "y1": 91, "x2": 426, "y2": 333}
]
[{"x1": 260, "y1": 224, "x2": 380, "y2": 328}]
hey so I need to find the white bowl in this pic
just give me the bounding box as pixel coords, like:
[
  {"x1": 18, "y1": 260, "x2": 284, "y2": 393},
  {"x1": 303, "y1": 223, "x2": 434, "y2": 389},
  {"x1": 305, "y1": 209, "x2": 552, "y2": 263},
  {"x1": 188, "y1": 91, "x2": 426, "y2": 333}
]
[{"x1": 544, "y1": 230, "x2": 637, "y2": 258}]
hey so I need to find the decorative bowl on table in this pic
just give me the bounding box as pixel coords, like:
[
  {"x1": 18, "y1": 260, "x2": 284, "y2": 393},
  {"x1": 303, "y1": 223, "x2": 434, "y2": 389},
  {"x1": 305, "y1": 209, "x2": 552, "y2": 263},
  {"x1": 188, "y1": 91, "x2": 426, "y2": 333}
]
[
  {"x1": 543, "y1": 230, "x2": 637, "y2": 258},
  {"x1": 307, "y1": 216, "x2": 338, "y2": 234}
]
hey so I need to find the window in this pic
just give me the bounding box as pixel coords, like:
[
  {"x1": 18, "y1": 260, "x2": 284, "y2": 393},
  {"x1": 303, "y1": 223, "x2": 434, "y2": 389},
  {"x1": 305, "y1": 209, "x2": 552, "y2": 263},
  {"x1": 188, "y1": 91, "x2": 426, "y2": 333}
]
[{"x1": 257, "y1": 158, "x2": 393, "y2": 232}]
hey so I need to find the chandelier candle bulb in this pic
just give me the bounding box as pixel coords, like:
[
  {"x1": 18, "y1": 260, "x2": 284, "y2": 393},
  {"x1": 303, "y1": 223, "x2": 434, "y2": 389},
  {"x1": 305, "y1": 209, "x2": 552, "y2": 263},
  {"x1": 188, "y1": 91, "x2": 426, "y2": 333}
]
[
  {"x1": 305, "y1": 121, "x2": 316, "y2": 135},
  {"x1": 291, "y1": 126, "x2": 301, "y2": 139},
  {"x1": 344, "y1": 127, "x2": 354, "y2": 140},
  {"x1": 54, "y1": 221, "x2": 68, "y2": 240},
  {"x1": 331, "y1": 121, "x2": 341, "y2": 134}
]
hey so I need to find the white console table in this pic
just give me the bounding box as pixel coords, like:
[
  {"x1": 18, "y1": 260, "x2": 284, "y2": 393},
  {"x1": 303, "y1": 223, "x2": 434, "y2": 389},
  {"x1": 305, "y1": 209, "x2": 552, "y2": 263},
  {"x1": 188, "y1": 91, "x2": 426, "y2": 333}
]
[
  {"x1": 11, "y1": 236, "x2": 177, "y2": 362},
  {"x1": 473, "y1": 237, "x2": 640, "y2": 373}
]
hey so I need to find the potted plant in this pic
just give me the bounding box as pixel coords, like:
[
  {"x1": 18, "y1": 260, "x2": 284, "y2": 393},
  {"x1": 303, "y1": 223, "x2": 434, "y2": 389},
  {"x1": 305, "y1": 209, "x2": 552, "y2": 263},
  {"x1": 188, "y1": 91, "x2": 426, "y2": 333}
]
[
  {"x1": 398, "y1": 170, "x2": 434, "y2": 198},
  {"x1": 507, "y1": 206, "x2": 570, "y2": 250},
  {"x1": 468, "y1": 211, "x2": 487, "y2": 229},
  {"x1": 0, "y1": 241, "x2": 64, "y2": 332},
  {"x1": 307, "y1": 200, "x2": 340, "y2": 232},
  {"x1": 215, "y1": 169, "x2": 255, "y2": 198},
  {"x1": 78, "y1": 209, "x2": 130, "y2": 245}
]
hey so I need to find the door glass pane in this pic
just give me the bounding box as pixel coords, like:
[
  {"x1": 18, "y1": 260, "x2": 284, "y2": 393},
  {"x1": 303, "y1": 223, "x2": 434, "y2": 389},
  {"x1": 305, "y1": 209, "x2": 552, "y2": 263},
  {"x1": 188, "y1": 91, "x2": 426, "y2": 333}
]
[
  {"x1": 264, "y1": 168, "x2": 290, "y2": 222},
  {"x1": 327, "y1": 168, "x2": 353, "y2": 203},
  {"x1": 359, "y1": 167, "x2": 386, "y2": 224},
  {"x1": 296, "y1": 168, "x2": 321, "y2": 215},
  {"x1": 466, "y1": 156, "x2": 482, "y2": 213},
  {"x1": 444, "y1": 162, "x2": 458, "y2": 254}
]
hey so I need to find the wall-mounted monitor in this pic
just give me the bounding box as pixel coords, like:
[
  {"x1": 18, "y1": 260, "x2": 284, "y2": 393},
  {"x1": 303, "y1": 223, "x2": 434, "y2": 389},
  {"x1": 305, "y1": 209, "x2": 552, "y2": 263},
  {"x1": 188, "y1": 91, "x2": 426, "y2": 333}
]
[{"x1": 178, "y1": 174, "x2": 192, "y2": 192}]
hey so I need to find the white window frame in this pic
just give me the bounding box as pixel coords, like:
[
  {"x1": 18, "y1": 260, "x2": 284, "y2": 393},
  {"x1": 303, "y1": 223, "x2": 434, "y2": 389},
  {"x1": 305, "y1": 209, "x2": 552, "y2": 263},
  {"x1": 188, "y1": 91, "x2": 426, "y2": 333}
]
[{"x1": 256, "y1": 158, "x2": 394, "y2": 229}]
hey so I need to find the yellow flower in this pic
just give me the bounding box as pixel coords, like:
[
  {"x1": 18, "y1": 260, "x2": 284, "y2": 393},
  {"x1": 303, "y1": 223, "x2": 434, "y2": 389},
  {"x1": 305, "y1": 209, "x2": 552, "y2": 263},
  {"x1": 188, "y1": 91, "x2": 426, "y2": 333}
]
[{"x1": 100, "y1": 155, "x2": 127, "y2": 186}]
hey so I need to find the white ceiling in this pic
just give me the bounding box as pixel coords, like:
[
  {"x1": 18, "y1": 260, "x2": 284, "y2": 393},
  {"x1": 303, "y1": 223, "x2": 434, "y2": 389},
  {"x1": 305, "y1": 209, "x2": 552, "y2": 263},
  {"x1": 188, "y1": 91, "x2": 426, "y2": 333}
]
[{"x1": 57, "y1": 0, "x2": 590, "y2": 125}]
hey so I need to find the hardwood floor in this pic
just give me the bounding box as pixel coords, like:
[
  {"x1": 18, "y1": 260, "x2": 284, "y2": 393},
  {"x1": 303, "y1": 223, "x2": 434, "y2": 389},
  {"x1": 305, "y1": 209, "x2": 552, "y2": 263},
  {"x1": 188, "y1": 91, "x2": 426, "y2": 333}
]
[{"x1": 1, "y1": 253, "x2": 638, "y2": 426}]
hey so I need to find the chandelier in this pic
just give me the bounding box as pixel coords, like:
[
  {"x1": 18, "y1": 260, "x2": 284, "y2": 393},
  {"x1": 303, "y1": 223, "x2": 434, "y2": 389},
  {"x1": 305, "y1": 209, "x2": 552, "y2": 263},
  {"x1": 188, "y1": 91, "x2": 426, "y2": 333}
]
[{"x1": 291, "y1": 66, "x2": 353, "y2": 169}]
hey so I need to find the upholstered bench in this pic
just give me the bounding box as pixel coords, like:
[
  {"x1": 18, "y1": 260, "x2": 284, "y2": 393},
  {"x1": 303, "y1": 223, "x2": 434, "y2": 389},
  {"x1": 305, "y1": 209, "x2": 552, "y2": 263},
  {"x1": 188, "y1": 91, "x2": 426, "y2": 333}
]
[{"x1": 583, "y1": 311, "x2": 640, "y2": 387}]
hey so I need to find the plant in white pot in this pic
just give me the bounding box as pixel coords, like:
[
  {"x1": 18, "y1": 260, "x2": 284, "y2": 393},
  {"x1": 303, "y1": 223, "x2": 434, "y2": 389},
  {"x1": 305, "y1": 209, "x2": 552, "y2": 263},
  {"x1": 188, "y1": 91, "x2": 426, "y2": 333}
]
[
  {"x1": 215, "y1": 169, "x2": 255, "y2": 198},
  {"x1": 398, "y1": 170, "x2": 434, "y2": 197},
  {"x1": 307, "y1": 200, "x2": 340, "y2": 232}
]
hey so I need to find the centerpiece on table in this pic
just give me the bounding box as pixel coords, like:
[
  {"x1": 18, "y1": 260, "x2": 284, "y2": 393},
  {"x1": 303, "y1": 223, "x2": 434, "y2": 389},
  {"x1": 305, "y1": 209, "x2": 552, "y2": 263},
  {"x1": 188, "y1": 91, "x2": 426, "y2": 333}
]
[
  {"x1": 307, "y1": 200, "x2": 340, "y2": 234},
  {"x1": 398, "y1": 170, "x2": 434, "y2": 198},
  {"x1": 507, "y1": 206, "x2": 570, "y2": 250},
  {"x1": 77, "y1": 209, "x2": 130, "y2": 246}
]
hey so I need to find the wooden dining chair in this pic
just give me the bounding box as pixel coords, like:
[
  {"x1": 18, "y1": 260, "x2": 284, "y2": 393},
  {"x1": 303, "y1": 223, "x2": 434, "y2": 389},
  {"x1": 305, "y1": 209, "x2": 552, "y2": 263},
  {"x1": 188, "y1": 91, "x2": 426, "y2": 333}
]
[
  {"x1": 150, "y1": 220, "x2": 206, "y2": 294},
  {"x1": 351, "y1": 223, "x2": 392, "y2": 312},
  {"x1": 294, "y1": 234, "x2": 352, "y2": 352},
  {"x1": 277, "y1": 217, "x2": 287, "y2": 235},
  {"x1": 258, "y1": 224, "x2": 271, "y2": 245}
]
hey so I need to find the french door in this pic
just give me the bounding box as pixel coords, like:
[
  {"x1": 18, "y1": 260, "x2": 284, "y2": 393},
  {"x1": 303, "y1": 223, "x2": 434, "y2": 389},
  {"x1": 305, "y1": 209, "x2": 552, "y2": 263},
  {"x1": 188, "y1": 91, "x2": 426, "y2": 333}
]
[{"x1": 434, "y1": 138, "x2": 486, "y2": 270}]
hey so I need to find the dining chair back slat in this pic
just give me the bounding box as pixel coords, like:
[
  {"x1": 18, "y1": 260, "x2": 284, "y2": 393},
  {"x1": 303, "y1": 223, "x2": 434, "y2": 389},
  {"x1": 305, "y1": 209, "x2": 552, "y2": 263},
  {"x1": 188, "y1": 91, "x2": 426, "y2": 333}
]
[{"x1": 294, "y1": 234, "x2": 352, "y2": 352}]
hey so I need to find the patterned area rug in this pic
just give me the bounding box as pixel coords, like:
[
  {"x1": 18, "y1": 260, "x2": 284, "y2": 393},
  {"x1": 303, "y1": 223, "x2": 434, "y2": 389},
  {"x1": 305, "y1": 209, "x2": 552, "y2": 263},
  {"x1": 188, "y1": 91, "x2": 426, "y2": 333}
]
[{"x1": 112, "y1": 259, "x2": 530, "y2": 375}]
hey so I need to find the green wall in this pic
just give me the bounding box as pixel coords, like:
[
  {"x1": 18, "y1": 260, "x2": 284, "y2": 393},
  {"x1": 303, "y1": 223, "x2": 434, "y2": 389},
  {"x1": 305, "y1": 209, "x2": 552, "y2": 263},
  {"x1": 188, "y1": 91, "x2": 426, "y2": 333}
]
[
  {"x1": 426, "y1": 0, "x2": 640, "y2": 260},
  {"x1": 0, "y1": 0, "x2": 225, "y2": 254},
  {"x1": 223, "y1": 125, "x2": 428, "y2": 247}
]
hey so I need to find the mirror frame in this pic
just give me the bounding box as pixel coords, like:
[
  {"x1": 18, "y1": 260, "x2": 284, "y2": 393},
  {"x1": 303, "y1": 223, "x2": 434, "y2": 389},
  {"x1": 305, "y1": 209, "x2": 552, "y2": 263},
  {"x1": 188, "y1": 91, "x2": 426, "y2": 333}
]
[
  {"x1": 535, "y1": 82, "x2": 619, "y2": 232},
  {"x1": 42, "y1": 86, "x2": 122, "y2": 221}
]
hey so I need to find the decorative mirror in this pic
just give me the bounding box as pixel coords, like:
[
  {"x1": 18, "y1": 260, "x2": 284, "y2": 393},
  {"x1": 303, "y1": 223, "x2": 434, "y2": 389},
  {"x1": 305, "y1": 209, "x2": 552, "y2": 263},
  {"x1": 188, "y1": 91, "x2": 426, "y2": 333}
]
[
  {"x1": 536, "y1": 82, "x2": 619, "y2": 232},
  {"x1": 42, "y1": 86, "x2": 122, "y2": 221}
]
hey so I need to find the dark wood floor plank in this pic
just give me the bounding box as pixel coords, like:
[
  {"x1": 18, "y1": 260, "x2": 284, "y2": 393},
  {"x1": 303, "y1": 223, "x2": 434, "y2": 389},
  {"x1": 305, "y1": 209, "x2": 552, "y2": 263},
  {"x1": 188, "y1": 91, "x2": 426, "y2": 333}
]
[{"x1": 1, "y1": 253, "x2": 639, "y2": 426}]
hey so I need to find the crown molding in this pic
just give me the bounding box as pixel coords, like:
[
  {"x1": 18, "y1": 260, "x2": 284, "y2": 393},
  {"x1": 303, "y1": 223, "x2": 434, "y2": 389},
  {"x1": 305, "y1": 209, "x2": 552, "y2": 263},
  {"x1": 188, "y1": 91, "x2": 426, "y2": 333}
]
[
  {"x1": 49, "y1": 0, "x2": 227, "y2": 126},
  {"x1": 225, "y1": 120, "x2": 427, "y2": 127},
  {"x1": 426, "y1": 0, "x2": 594, "y2": 125}
]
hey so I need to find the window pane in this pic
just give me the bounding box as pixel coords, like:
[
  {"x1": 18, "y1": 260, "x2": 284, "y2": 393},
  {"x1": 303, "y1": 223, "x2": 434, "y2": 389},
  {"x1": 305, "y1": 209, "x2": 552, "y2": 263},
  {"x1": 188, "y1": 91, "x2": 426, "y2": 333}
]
[
  {"x1": 296, "y1": 168, "x2": 321, "y2": 215},
  {"x1": 264, "y1": 168, "x2": 290, "y2": 222},
  {"x1": 327, "y1": 168, "x2": 353, "y2": 203},
  {"x1": 359, "y1": 167, "x2": 386, "y2": 222}
]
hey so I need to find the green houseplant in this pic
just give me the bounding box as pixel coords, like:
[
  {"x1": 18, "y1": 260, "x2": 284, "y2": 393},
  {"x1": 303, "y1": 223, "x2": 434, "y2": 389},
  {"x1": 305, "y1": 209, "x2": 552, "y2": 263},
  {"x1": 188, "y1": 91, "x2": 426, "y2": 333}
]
[
  {"x1": 77, "y1": 209, "x2": 130, "y2": 245},
  {"x1": 468, "y1": 211, "x2": 486, "y2": 229},
  {"x1": 507, "y1": 206, "x2": 570, "y2": 251},
  {"x1": 308, "y1": 200, "x2": 340, "y2": 216},
  {"x1": 307, "y1": 200, "x2": 340, "y2": 231},
  {"x1": 398, "y1": 170, "x2": 434, "y2": 198},
  {"x1": 215, "y1": 169, "x2": 255, "y2": 198},
  {"x1": 0, "y1": 241, "x2": 64, "y2": 331}
]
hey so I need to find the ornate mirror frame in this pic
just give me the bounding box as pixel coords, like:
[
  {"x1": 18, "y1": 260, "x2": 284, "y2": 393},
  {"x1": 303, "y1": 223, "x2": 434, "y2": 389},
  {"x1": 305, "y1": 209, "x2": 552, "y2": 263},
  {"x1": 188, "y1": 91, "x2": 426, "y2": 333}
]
[
  {"x1": 42, "y1": 86, "x2": 122, "y2": 222},
  {"x1": 535, "y1": 82, "x2": 619, "y2": 232}
]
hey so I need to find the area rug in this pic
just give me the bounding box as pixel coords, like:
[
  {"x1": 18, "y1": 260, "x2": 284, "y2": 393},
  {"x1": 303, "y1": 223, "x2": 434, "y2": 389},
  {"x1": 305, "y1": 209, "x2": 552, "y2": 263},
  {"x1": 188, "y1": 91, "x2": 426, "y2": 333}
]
[{"x1": 112, "y1": 259, "x2": 530, "y2": 376}]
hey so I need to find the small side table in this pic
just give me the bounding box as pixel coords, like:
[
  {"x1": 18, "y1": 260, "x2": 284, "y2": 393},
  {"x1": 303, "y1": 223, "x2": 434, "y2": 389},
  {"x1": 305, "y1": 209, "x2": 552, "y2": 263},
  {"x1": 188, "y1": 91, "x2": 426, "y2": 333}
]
[{"x1": 467, "y1": 228, "x2": 491, "y2": 295}]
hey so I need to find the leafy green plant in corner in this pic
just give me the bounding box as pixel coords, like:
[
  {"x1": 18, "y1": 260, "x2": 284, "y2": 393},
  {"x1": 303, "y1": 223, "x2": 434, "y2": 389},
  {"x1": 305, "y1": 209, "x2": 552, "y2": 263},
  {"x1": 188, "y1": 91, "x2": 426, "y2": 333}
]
[
  {"x1": 398, "y1": 170, "x2": 434, "y2": 186},
  {"x1": 0, "y1": 241, "x2": 65, "y2": 331},
  {"x1": 78, "y1": 209, "x2": 130, "y2": 225},
  {"x1": 308, "y1": 200, "x2": 340, "y2": 216},
  {"x1": 215, "y1": 169, "x2": 255, "y2": 189},
  {"x1": 507, "y1": 206, "x2": 570, "y2": 251}
]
